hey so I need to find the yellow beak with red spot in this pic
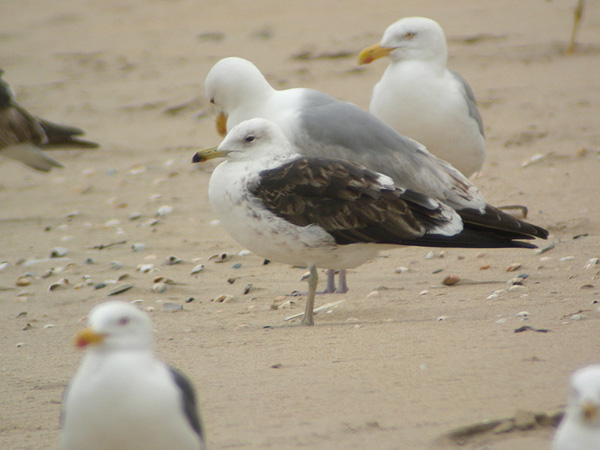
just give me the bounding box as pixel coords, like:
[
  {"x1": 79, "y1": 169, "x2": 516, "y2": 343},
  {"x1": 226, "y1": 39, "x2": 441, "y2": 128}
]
[
  {"x1": 75, "y1": 328, "x2": 106, "y2": 348},
  {"x1": 358, "y1": 42, "x2": 395, "y2": 65}
]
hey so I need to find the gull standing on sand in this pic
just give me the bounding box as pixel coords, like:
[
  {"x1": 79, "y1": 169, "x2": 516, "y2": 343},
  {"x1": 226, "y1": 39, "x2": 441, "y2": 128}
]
[
  {"x1": 358, "y1": 17, "x2": 485, "y2": 178},
  {"x1": 0, "y1": 71, "x2": 98, "y2": 172},
  {"x1": 194, "y1": 118, "x2": 547, "y2": 326},
  {"x1": 61, "y1": 301, "x2": 204, "y2": 450},
  {"x1": 204, "y1": 57, "x2": 544, "y2": 296},
  {"x1": 553, "y1": 365, "x2": 600, "y2": 450}
]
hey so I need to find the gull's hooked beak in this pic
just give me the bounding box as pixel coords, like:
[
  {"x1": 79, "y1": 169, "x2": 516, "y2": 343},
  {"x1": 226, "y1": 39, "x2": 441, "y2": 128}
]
[
  {"x1": 582, "y1": 401, "x2": 599, "y2": 422},
  {"x1": 358, "y1": 42, "x2": 394, "y2": 65},
  {"x1": 192, "y1": 145, "x2": 228, "y2": 163},
  {"x1": 216, "y1": 112, "x2": 228, "y2": 137},
  {"x1": 75, "y1": 327, "x2": 105, "y2": 348}
]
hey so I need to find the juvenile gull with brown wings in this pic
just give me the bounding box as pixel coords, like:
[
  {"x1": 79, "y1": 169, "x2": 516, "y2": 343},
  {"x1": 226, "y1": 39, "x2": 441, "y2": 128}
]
[
  {"x1": 0, "y1": 71, "x2": 98, "y2": 172},
  {"x1": 193, "y1": 118, "x2": 547, "y2": 326},
  {"x1": 204, "y1": 57, "x2": 546, "y2": 294}
]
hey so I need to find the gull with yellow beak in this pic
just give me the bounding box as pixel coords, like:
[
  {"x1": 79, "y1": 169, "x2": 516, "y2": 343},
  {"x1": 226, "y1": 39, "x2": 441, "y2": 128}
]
[
  {"x1": 358, "y1": 17, "x2": 485, "y2": 178},
  {"x1": 553, "y1": 364, "x2": 600, "y2": 450},
  {"x1": 61, "y1": 301, "x2": 204, "y2": 450},
  {"x1": 204, "y1": 57, "x2": 545, "y2": 297},
  {"x1": 193, "y1": 118, "x2": 547, "y2": 326}
]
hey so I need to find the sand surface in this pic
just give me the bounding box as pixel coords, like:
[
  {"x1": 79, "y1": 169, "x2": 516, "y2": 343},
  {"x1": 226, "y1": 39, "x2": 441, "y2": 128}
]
[{"x1": 1, "y1": 0, "x2": 600, "y2": 448}]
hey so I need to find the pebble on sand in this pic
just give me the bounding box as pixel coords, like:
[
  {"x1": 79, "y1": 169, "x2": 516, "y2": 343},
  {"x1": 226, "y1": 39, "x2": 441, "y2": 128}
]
[{"x1": 442, "y1": 274, "x2": 461, "y2": 286}]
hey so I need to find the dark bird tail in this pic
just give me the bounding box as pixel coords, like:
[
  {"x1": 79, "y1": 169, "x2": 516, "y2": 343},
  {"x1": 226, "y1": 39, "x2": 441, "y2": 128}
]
[
  {"x1": 458, "y1": 204, "x2": 549, "y2": 241},
  {"x1": 407, "y1": 228, "x2": 540, "y2": 249},
  {"x1": 38, "y1": 119, "x2": 99, "y2": 149}
]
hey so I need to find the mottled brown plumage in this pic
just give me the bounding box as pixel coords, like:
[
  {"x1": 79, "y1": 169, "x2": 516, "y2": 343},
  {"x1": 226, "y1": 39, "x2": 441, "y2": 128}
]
[
  {"x1": 251, "y1": 156, "x2": 547, "y2": 249},
  {"x1": 0, "y1": 100, "x2": 45, "y2": 147}
]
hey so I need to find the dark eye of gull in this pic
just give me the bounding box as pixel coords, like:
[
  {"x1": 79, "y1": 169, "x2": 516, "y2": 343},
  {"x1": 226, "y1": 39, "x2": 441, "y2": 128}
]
[
  {"x1": 118, "y1": 317, "x2": 130, "y2": 326},
  {"x1": 245, "y1": 135, "x2": 255, "y2": 142},
  {"x1": 209, "y1": 98, "x2": 215, "y2": 104}
]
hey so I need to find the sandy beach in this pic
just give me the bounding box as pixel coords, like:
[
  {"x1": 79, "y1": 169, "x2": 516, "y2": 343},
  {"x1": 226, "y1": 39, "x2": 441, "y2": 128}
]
[{"x1": 1, "y1": 0, "x2": 599, "y2": 448}]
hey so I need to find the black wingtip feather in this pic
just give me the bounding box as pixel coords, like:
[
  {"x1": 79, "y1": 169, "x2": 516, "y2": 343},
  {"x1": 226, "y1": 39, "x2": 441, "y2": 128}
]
[
  {"x1": 168, "y1": 366, "x2": 204, "y2": 445},
  {"x1": 408, "y1": 230, "x2": 539, "y2": 249},
  {"x1": 459, "y1": 205, "x2": 548, "y2": 241}
]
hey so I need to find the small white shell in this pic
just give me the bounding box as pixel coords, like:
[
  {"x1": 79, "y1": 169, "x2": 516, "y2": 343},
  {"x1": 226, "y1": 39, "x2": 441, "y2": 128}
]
[
  {"x1": 209, "y1": 253, "x2": 232, "y2": 263},
  {"x1": 506, "y1": 263, "x2": 521, "y2": 272},
  {"x1": 156, "y1": 205, "x2": 173, "y2": 217},
  {"x1": 162, "y1": 256, "x2": 182, "y2": 266},
  {"x1": 521, "y1": 153, "x2": 545, "y2": 167},
  {"x1": 50, "y1": 247, "x2": 68, "y2": 258},
  {"x1": 132, "y1": 243, "x2": 146, "y2": 252},
  {"x1": 584, "y1": 258, "x2": 599, "y2": 269},
  {"x1": 48, "y1": 281, "x2": 68, "y2": 291},
  {"x1": 151, "y1": 282, "x2": 167, "y2": 293},
  {"x1": 108, "y1": 284, "x2": 133, "y2": 296},
  {"x1": 137, "y1": 263, "x2": 154, "y2": 273},
  {"x1": 162, "y1": 302, "x2": 182, "y2": 312},
  {"x1": 16, "y1": 276, "x2": 32, "y2": 287},
  {"x1": 212, "y1": 294, "x2": 234, "y2": 303},
  {"x1": 190, "y1": 264, "x2": 205, "y2": 274}
]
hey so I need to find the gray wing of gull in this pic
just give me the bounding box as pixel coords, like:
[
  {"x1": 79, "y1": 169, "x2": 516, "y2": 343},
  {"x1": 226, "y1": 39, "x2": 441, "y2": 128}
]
[
  {"x1": 292, "y1": 89, "x2": 485, "y2": 212},
  {"x1": 449, "y1": 69, "x2": 484, "y2": 137},
  {"x1": 168, "y1": 366, "x2": 205, "y2": 449}
]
